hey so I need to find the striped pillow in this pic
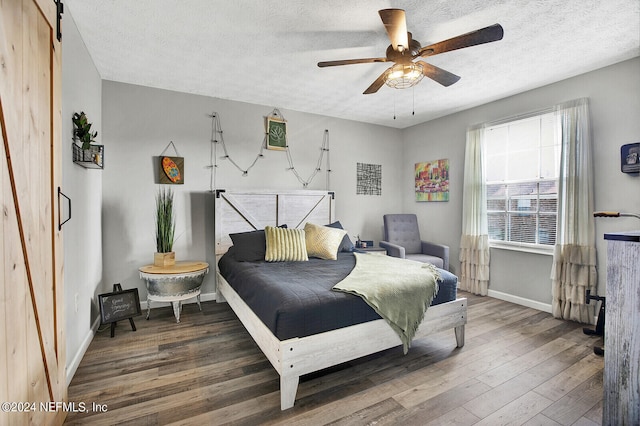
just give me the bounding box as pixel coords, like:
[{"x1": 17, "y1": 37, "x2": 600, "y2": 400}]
[
  {"x1": 265, "y1": 226, "x2": 308, "y2": 262},
  {"x1": 304, "y1": 222, "x2": 347, "y2": 260}
]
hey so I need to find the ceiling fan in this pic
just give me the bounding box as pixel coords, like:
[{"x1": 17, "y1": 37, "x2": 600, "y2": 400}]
[{"x1": 317, "y1": 9, "x2": 504, "y2": 94}]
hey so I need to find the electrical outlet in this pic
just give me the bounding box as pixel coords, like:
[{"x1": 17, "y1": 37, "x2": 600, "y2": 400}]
[{"x1": 74, "y1": 293, "x2": 79, "y2": 313}]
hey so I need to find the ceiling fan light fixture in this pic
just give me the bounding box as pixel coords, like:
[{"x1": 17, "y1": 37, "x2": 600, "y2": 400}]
[
  {"x1": 318, "y1": 9, "x2": 503, "y2": 94},
  {"x1": 384, "y1": 63, "x2": 425, "y2": 89}
]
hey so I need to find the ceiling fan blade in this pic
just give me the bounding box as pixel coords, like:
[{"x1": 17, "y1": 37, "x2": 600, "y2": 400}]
[
  {"x1": 317, "y1": 57, "x2": 388, "y2": 67},
  {"x1": 363, "y1": 68, "x2": 389, "y2": 94},
  {"x1": 418, "y1": 23, "x2": 504, "y2": 57},
  {"x1": 416, "y1": 61, "x2": 461, "y2": 87},
  {"x1": 379, "y1": 9, "x2": 409, "y2": 52}
]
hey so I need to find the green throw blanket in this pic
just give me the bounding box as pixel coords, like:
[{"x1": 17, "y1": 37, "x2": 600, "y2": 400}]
[{"x1": 333, "y1": 253, "x2": 440, "y2": 354}]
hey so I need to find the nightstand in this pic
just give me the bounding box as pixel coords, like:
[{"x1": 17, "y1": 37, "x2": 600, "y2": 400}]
[
  {"x1": 357, "y1": 246, "x2": 387, "y2": 255},
  {"x1": 139, "y1": 261, "x2": 209, "y2": 323}
]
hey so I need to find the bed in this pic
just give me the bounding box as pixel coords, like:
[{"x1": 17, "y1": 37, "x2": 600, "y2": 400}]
[{"x1": 214, "y1": 189, "x2": 467, "y2": 410}]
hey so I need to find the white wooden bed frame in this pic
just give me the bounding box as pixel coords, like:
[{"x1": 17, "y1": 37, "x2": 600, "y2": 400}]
[{"x1": 214, "y1": 189, "x2": 467, "y2": 410}]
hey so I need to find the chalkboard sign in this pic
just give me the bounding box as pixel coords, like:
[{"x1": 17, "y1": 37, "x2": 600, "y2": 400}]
[{"x1": 99, "y1": 288, "x2": 141, "y2": 324}]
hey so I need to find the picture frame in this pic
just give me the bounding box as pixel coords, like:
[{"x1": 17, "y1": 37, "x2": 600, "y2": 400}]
[
  {"x1": 356, "y1": 162, "x2": 382, "y2": 196},
  {"x1": 415, "y1": 159, "x2": 450, "y2": 202},
  {"x1": 266, "y1": 116, "x2": 287, "y2": 150},
  {"x1": 621, "y1": 142, "x2": 640, "y2": 173},
  {"x1": 159, "y1": 155, "x2": 184, "y2": 184}
]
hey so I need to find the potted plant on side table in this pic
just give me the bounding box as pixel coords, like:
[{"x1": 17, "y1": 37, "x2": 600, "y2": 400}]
[
  {"x1": 154, "y1": 187, "x2": 176, "y2": 267},
  {"x1": 141, "y1": 187, "x2": 209, "y2": 323}
]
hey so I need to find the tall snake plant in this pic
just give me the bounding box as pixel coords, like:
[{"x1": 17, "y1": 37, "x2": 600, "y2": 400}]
[{"x1": 155, "y1": 188, "x2": 176, "y2": 253}]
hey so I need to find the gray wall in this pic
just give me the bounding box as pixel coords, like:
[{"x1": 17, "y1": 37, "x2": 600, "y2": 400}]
[
  {"x1": 62, "y1": 9, "x2": 103, "y2": 384},
  {"x1": 402, "y1": 58, "x2": 640, "y2": 307},
  {"x1": 100, "y1": 82, "x2": 404, "y2": 301}
]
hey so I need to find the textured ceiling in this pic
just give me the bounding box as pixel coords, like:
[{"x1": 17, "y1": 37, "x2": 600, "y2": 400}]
[{"x1": 66, "y1": 0, "x2": 639, "y2": 129}]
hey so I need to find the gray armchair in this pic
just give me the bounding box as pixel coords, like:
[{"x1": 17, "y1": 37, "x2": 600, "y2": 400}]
[{"x1": 379, "y1": 214, "x2": 449, "y2": 270}]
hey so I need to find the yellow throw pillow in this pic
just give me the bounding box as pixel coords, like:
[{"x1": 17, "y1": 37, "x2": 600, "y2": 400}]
[
  {"x1": 265, "y1": 226, "x2": 308, "y2": 262},
  {"x1": 304, "y1": 222, "x2": 348, "y2": 260}
]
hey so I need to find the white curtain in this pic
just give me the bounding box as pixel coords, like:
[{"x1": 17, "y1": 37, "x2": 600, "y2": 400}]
[
  {"x1": 551, "y1": 98, "x2": 597, "y2": 323},
  {"x1": 459, "y1": 126, "x2": 490, "y2": 295}
]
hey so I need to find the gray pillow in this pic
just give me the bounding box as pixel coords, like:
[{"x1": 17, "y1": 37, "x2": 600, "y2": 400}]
[
  {"x1": 229, "y1": 230, "x2": 266, "y2": 261},
  {"x1": 229, "y1": 225, "x2": 288, "y2": 261},
  {"x1": 326, "y1": 221, "x2": 355, "y2": 252}
]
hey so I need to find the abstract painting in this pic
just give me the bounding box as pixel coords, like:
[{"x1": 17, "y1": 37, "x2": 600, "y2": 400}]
[
  {"x1": 415, "y1": 159, "x2": 449, "y2": 201},
  {"x1": 357, "y1": 163, "x2": 382, "y2": 195}
]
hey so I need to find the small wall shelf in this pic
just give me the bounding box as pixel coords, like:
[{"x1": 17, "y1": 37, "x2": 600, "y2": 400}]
[{"x1": 73, "y1": 143, "x2": 103, "y2": 169}]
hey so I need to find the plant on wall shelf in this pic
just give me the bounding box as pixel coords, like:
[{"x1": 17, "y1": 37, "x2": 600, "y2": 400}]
[
  {"x1": 72, "y1": 111, "x2": 98, "y2": 149},
  {"x1": 154, "y1": 187, "x2": 176, "y2": 267}
]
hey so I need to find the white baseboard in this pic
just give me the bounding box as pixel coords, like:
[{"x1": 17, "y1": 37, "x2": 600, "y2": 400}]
[
  {"x1": 487, "y1": 289, "x2": 552, "y2": 314},
  {"x1": 66, "y1": 315, "x2": 101, "y2": 387},
  {"x1": 140, "y1": 291, "x2": 218, "y2": 310}
]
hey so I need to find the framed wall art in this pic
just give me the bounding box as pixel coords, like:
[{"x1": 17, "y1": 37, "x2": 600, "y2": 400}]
[
  {"x1": 415, "y1": 159, "x2": 449, "y2": 202},
  {"x1": 157, "y1": 141, "x2": 184, "y2": 184},
  {"x1": 159, "y1": 155, "x2": 184, "y2": 184},
  {"x1": 357, "y1": 162, "x2": 382, "y2": 196},
  {"x1": 267, "y1": 116, "x2": 287, "y2": 150},
  {"x1": 621, "y1": 142, "x2": 640, "y2": 173}
]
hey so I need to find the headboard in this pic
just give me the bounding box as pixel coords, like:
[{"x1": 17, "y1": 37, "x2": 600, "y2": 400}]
[{"x1": 214, "y1": 189, "x2": 335, "y2": 256}]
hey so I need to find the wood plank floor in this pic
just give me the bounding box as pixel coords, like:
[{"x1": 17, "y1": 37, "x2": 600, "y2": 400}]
[{"x1": 65, "y1": 292, "x2": 604, "y2": 425}]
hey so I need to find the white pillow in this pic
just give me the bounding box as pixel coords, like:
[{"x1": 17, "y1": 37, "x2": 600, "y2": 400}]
[{"x1": 304, "y1": 222, "x2": 347, "y2": 260}]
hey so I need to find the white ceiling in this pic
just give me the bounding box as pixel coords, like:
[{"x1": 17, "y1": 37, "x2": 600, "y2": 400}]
[{"x1": 66, "y1": 0, "x2": 639, "y2": 129}]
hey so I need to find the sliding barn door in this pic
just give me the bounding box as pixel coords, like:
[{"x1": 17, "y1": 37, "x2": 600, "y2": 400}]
[{"x1": 1, "y1": 0, "x2": 65, "y2": 425}]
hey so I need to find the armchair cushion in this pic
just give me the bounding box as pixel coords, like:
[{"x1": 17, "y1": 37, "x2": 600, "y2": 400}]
[{"x1": 405, "y1": 254, "x2": 444, "y2": 269}]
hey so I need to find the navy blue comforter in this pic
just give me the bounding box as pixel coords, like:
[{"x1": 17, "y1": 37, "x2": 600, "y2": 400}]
[{"x1": 218, "y1": 248, "x2": 458, "y2": 340}]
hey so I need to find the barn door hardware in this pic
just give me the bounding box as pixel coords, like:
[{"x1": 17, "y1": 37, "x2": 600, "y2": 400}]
[
  {"x1": 55, "y1": 0, "x2": 64, "y2": 41},
  {"x1": 58, "y1": 187, "x2": 71, "y2": 230}
]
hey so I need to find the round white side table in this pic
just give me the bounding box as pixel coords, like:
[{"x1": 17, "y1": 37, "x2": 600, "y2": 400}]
[{"x1": 139, "y1": 261, "x2": 209, "y2": 323}]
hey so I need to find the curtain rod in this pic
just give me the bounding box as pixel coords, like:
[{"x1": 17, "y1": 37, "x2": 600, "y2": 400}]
[
  {"x1": 471, "y1": 98, "x2": 588, "y2": 130},
  {"x1": 484, "y1": 106, "x2": 554, "y2": 128}
]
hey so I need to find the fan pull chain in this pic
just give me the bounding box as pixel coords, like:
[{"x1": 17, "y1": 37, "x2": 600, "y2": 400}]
[
  {"x1": 412, "y1": 86, "x2": 415, "y2": 116},
  {"x1": 393, "y1": 90, "x2": 397, "y2": 120}
]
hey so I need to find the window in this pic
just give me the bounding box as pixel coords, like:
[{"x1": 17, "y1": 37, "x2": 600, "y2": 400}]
[{"x1": 484, "y1": 112, "x2": 560, "y2": 251}]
